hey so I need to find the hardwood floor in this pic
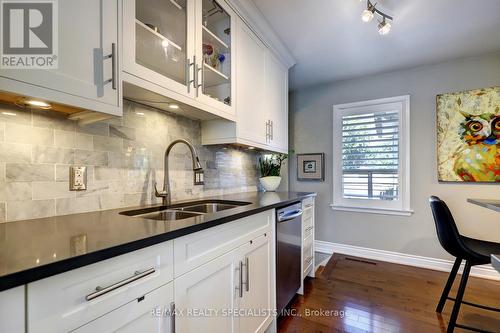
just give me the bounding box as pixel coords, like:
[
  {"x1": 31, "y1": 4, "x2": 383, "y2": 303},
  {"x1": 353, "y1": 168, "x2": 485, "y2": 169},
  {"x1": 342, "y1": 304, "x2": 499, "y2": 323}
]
[{"x1": 278, "y1": 254, "x2": 500, "y2": 333}]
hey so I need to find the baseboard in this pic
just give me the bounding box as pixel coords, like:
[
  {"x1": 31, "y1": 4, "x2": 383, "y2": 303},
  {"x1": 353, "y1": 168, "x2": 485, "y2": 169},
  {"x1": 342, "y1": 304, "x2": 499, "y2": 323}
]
[{"x1": 315, "y1": 240, "x2": 500, "y2": 281}]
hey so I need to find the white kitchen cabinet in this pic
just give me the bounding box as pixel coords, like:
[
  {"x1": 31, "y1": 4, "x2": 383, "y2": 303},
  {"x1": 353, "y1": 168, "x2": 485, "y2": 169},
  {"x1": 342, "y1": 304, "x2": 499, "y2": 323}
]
[
  {"x1": 0, "y1": 286, "x2": 25, "y2": 333},
  {"x1": 299, "y1": 197, "x2": 315, "y2": 295},
  {"x1": 27, "y1": 241, "x2": 173, "y2": 333},
  {"x1": 174, "y1": 246, "x2": 240, "y2": 333},
  {"x1": 0, "y1": 0, "x2": 121, "y2": 116},
  {"x1": 201, "y1": 17, "x2": 289, "y2": 153},
  {"x1": 238, "y1": 232, "x2": 274, "y2": 333},
  {"x1": 122, "y1": 0, "x2": 236, "y2": 119},
  {"x1": 265, "y1": 50, "x2": 289, "y2": 152},
  {"x1": 73, "y1": 282, "x2": 174, "y2": 333}
]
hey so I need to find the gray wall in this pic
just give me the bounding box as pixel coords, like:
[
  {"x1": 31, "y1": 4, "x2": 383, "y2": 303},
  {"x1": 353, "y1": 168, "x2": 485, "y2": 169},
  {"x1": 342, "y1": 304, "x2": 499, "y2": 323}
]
[
  {"x1": 0, "y1": 101, "x2": 260, "y2": 222},
  {"x1": 289, "y1": 53, "x2": 500, "y2": 260}
]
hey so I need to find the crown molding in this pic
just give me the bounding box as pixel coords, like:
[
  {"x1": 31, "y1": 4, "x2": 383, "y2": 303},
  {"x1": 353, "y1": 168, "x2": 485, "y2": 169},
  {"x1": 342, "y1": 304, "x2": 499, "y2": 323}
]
[{"x1": 226, "y1": 0, "x2": 296, "y2": 68}]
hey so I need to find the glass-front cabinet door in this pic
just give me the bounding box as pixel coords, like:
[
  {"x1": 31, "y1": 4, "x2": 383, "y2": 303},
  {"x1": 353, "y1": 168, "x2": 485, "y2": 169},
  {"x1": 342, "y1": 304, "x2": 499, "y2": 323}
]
[
  {"x1": 195, "y1": 0, "x2": 236, "y2": 115},
  {"x1": 123, "y1": 0, "x2": 196, "y2": 96}
]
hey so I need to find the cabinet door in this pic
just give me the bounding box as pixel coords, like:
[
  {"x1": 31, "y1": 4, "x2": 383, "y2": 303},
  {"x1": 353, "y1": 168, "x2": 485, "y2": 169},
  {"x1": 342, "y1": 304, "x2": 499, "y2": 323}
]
[
  {"x1": 73, "y1": 282, "x2": 174, "y2": 333},
  {"x1": 0, "y1": 0, "x2": 120, "y2": 114},
  {"x1": 265, "y1": 50, "x2": 289, "y2": 153},
  {"x1": 239, "y1": 233, "x2": 274, "y2": 333},
  {"x1": 123, "y1": 0, "x2": 196, "y2": 97},
  {"x1": 174, "y1": 248, "x2": 239, "y2": 333},
  {"x1": 235, "y1": 19, "x2": 268, "y2": 146},
  {"x1": 0, "y1": 286, "x2": 25, "y2": 333},
  {"x1": 194, "y1": 0, "x2": 236, "y2": 115}
]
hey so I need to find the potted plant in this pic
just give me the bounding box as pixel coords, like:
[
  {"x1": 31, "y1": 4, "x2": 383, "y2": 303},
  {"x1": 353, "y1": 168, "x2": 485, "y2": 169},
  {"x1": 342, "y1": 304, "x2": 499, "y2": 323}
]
[{"x1": 258, "y1": 153, "x2": 288, "y2": 191}]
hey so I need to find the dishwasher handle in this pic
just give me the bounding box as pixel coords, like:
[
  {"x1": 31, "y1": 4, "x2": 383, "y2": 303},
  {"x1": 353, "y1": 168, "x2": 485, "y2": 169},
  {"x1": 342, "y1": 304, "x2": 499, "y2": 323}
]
[{"x1": 277, "y1": 209, "x2": 303, "y2": 223}]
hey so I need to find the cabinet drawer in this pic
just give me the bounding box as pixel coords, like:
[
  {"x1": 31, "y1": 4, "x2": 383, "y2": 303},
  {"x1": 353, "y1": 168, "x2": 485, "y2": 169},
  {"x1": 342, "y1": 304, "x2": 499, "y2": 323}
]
[
  {"x1": 303, "y1": 241, "x2": 314, "y2": 275},
  {"x1": 28, "y1": 241, "x2": 173, "y2": 333},
  {"x1": 302, "y1": 207, "x2": 313, "y2": 221},
  {"x1": 73, "y1": 282, "x2": 174, "y2": 333},
  {"x1": 302, "y1": 197, "x2": 314, "y2": 209},
  {"x1": 303, "y1": 221, "x2": 314, "y2": 239},
  {"x1": 174, "y1": 210, "x2": 273, "y2": 277}
]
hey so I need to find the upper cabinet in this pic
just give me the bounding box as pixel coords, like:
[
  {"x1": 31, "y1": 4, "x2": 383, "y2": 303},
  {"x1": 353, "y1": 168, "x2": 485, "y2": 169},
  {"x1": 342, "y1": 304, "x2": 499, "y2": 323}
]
[
  {"x1": 0, "y1": 0, "x2": 122, "y2": 116},
  {"x1": 195, "y1": 0, "x2": 235, "y2": 115},
  {"x1": 201, "y1": 17, "x2": 289, "y2": 153},
  {"x1": 122, "y1": 0, "x2": 236, "y2": 119}
]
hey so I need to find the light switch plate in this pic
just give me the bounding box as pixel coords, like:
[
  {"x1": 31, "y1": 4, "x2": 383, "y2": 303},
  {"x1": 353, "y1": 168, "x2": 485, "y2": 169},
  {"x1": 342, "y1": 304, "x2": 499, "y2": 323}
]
[{"x1": 70, "y1": 166, "x2": 87, "y2": 191}]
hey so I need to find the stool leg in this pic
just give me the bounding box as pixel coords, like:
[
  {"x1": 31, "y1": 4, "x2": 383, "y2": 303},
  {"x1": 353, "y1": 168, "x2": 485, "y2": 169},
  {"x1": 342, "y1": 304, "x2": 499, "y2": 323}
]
[
  {"x1": 447, "y1": 261, "x2": 471, "y2": 333},
  {"x1": 437, "y1": 257, "x2": 461, "y2": 313}
]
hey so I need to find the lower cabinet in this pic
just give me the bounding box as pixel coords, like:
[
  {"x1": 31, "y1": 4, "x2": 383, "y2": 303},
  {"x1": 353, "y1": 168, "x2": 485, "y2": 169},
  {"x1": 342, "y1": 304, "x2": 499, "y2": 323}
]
[
  {"x1": 7, "y1": 210, "x2": 275, "y2": 333},
  {"x1": 175, "y1": 231, "x2": 273, "y2": 333},
  {"x1": 238, "y1": 233, "x2": 274, "y2": 333},
  {"x1": 74, "y1": 282, "x2": 174, "y2": 333},
  {"x1": 174, "y1": 245, "x2": 240, "y2": 333}
]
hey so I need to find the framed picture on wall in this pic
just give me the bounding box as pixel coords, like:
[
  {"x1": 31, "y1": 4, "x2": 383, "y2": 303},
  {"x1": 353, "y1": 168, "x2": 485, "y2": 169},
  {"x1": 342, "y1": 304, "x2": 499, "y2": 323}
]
[
  {"x1": 436, "y1": 86, "x2": 500, "y2": 182},
  {"x1": 297, "y1": 153, "x2": 325, "y2": 181}
]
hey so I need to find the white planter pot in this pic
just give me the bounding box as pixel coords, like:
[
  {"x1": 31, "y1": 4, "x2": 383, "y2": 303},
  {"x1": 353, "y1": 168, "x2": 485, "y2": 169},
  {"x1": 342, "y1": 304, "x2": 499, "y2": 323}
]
[{"x1": 259, "y1": 176, "x2": 282, "y2": 192}]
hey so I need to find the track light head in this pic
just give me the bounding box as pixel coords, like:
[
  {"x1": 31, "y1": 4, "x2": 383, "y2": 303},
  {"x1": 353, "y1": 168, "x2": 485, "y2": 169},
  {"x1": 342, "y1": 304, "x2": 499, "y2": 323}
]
[
  {"x1": 361, "y1": 8, "x2": 374, "y2": 22},
  {"x1": 378, "y1": 19, "x2": 391, "y2": 35}
]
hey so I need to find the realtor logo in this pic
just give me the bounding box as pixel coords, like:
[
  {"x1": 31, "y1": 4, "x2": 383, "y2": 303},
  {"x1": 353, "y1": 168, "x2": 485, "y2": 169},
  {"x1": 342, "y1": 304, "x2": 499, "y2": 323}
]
[{"x1": 1, "y1": 0, "x2": 58, "y2": 68}]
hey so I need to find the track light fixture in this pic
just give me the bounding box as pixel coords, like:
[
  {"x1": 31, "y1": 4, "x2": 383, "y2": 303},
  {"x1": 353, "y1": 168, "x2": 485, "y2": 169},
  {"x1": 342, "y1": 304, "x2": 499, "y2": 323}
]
[{"x1": 360, "y1": 0, "x2": 393, "y2": 35}]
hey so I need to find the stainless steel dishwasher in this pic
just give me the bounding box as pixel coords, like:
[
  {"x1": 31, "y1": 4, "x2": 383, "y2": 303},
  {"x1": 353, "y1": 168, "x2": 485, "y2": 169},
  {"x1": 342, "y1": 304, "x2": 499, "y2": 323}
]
[{"x1": 276, "y1": 202, "x2": 303, "y2": 315}]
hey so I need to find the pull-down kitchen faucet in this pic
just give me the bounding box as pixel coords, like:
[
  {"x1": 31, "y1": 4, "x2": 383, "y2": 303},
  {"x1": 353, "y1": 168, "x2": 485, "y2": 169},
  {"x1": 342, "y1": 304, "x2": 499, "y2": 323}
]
[{"x1": 155, "y1": 139, "x2": 204, "y2": 206}]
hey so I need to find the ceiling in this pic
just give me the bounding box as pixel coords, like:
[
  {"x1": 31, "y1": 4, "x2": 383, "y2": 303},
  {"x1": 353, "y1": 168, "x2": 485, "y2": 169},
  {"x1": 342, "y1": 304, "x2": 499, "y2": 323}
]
[{"x1": 251, "y1": 0, "x2": 500, "y2": 90}]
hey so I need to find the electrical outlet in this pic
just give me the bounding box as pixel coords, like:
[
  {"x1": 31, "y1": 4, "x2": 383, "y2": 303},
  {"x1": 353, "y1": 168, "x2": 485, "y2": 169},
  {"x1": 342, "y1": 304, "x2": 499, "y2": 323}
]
[
  {"x1": 70, "y1": 166, "x2": 87, "y2": 191},
  {"x1": 194, "y1": 170, "x2": 204, "y2": 185}
]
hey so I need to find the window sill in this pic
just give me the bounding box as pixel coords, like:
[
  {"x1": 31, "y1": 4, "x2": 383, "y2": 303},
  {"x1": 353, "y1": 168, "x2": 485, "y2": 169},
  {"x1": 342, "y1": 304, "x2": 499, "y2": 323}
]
[{"x1": 330, "y1": 205, "x2": 414, "y2": 216}]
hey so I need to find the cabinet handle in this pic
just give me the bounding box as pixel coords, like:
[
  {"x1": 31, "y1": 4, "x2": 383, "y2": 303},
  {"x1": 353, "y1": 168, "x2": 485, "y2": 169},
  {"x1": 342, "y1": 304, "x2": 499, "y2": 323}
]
[
  {"x1": 267, "y1": 121, "x2": 269, "y2": 142},
  {"x1": 195, "y1": 62, "x2": 203, "y2": 97},
  {"x1": 270, "y1": 120, "x2": 274, "y2": 140},
  {"x1": 85, "y1": 267, "x2": 156, "y2": 301},
  {"x1": 186, "y1": 56, "x2": 196, "y2": 93},
  {"x1": 238, "y1": 261, "x2": 243, "y2": 298},
  {"x1": 170, "y1": 302, "x2": 176, "y2": 332},
  {"x1": 245, "y1": 257, "x2": 249, "y2": 292},
  {"x1": 103, "y1": 43, "x2": 117, "y2": 90}
]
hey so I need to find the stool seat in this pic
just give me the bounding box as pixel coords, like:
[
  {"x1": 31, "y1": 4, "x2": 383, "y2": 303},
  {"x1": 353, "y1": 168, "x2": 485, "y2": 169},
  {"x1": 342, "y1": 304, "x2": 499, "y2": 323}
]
[{"x1": 462, "y1": 236, "x2": 500, "y2": 265}]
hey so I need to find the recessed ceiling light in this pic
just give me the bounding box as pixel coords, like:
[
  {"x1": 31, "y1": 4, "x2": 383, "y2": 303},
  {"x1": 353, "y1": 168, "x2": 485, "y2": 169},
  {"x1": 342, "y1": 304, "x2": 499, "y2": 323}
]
[
  {"x1": 25, "y1": 99, "x2": 51, "y2": 109},
  {"x1": 169, "y1": 104, "x2": 179, "y2": 110},
  {"x1": 1, "y1": 111, "x2": 17, "y2": 116}
]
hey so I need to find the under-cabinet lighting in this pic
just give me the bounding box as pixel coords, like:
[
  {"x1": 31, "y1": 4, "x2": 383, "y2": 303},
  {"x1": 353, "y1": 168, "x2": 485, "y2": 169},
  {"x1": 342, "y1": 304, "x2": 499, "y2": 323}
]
[
  {"x1": 136, "y1": 112, "x2": 145, "y2": 116},
  {"x1": 169, "y1": 104, "x2": 179, "y2": 110},
  {"x1": 25, "y1": 99, "x2": 52, "y2": 109},
  {"x1": 248, "y1": 146, "x2": 255, "y2": 150},
  {"x1": 1, "y1": 111, "x2": 17, "y2": 116}
]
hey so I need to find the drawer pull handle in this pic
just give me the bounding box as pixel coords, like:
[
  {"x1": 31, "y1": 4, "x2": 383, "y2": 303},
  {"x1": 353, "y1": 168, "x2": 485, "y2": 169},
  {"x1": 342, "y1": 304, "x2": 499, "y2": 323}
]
[
  {"x1": 238, "y1": 261, "x2": 244, "y2": 298},
  {"x1": 85, "y1": 267, "x2": 156, "y2": 301}
]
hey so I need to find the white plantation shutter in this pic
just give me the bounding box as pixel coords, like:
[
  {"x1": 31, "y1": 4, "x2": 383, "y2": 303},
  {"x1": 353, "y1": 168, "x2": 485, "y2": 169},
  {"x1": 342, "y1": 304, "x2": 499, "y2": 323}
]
[
  {"x1": 332, "y1": 96, "x2": 412, "y2": 215},
  {"x1": 342, "y1": 111, "x2": 399, "y2": 200}
]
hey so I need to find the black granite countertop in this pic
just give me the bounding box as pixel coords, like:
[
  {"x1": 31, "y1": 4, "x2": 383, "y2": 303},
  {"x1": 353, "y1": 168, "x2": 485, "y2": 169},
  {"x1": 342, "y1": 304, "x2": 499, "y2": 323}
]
[{"x1": 0, "y1": 191, "x2": 315, "y2": 291}]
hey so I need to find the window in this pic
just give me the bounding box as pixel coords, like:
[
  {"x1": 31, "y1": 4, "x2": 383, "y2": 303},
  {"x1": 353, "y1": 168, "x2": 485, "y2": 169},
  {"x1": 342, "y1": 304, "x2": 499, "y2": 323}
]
[{"x1": 332, "y1": 95, "x2": 412, "y2": 216}]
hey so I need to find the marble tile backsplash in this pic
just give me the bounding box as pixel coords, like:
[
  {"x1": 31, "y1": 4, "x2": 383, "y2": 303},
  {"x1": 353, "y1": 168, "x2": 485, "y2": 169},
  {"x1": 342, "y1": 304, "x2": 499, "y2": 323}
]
[{"x1": 0, "y1": 101, "x2": 260, "y2": 222}]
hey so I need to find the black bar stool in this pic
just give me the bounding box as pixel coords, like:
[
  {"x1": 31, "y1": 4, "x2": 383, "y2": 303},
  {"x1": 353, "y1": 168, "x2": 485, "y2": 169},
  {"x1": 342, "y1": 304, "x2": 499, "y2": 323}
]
[{"x1": 429, "y1": 196, "x2": 500, "y2": 333}]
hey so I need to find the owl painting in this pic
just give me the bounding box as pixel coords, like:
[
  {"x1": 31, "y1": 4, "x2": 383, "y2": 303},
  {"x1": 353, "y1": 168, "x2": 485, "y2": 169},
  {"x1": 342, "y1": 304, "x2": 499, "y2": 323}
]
[{"x1": 436, "y1": 87, "x2": 500, "y2": 182}]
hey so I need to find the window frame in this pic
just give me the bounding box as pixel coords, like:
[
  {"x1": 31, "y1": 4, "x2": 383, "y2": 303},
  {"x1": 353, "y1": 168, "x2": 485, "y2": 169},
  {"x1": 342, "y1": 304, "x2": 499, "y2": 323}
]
[{"x1": 331, "y1": 95, "x2": 412, "y2": 216}]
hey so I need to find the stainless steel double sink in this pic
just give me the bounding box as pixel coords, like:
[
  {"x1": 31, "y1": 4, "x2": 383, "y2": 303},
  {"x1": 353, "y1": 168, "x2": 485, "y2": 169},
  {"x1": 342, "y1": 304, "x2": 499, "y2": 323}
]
[{"x1": 120, "y1": 200, "x2": 252, "y2": 221}]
